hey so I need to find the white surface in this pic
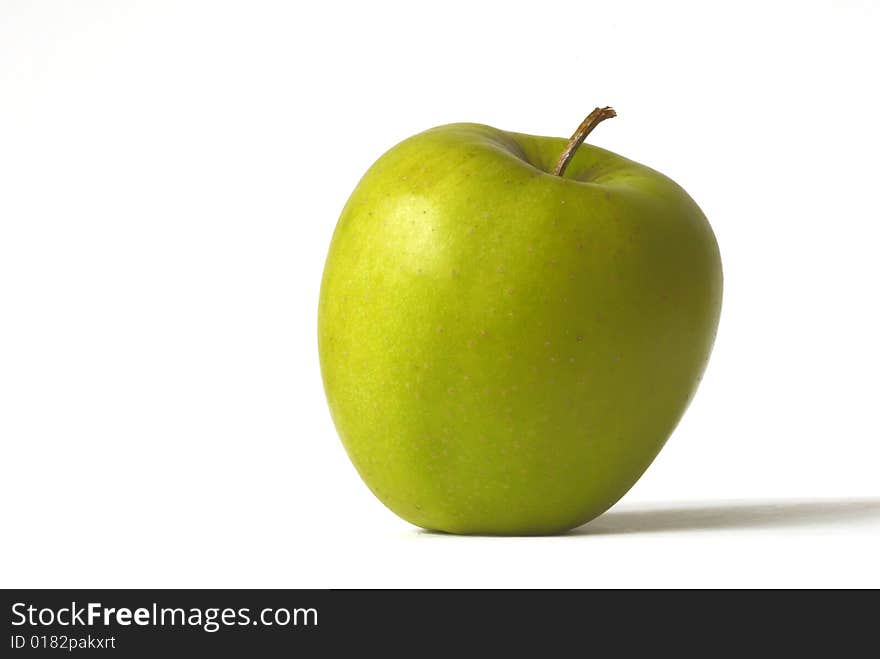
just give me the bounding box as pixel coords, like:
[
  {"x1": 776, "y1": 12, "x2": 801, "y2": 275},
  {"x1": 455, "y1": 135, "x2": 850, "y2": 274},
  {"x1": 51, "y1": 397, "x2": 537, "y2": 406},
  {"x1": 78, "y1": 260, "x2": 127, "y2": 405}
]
[{"x1": 1, "y1": 0, "x2": 878, "y2": 588}]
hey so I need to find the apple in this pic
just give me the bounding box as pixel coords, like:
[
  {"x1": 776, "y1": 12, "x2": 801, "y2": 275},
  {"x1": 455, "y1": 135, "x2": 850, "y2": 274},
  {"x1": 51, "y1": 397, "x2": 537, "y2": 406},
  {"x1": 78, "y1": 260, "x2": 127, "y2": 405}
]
[{"x1": 318, "y1": 108, "x2": 722, "y2": 534}]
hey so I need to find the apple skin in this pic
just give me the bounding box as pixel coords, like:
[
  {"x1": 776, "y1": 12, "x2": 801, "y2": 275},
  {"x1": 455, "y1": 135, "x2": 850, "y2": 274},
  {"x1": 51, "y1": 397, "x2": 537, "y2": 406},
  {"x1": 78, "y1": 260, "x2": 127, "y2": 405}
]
[{"x1": 318, "y1": 123, "x2": 722, "y2": 535}]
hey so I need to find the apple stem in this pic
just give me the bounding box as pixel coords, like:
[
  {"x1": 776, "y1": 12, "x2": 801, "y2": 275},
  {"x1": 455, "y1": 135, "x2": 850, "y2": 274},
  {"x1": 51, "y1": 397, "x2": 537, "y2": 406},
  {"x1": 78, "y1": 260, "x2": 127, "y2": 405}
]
[{"x1": 552, "y1": 107, "x2": 617, "y2": 177}]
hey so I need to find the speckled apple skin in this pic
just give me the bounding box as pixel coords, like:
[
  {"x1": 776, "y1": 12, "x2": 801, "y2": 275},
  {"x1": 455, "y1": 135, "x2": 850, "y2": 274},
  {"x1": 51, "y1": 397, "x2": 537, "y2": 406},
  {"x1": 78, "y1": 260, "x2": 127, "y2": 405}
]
[{"x1": 318, "y1": 124, "x2": 722, "y2": 535}]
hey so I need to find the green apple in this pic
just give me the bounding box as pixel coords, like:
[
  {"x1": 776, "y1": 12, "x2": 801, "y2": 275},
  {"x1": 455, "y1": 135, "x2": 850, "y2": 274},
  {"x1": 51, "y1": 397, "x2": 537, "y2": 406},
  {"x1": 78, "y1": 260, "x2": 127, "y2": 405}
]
[{"x1": 318, "y1": 108, "x2": 722, "y2": 535}]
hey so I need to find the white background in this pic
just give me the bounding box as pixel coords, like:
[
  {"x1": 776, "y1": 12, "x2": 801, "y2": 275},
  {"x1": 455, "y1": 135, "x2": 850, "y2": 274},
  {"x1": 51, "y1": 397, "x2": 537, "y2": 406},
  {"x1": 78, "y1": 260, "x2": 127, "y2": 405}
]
[{"x1": 1, "y1": 0, "x2": 878, "y2": 588}]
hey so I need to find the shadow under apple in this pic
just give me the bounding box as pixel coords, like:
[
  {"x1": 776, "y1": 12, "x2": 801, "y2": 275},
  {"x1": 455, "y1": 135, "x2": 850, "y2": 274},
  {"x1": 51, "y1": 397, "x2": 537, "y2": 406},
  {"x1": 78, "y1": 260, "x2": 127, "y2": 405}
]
[{"x1": 570, "y1": 498, "x2": 880, "y2": 536}]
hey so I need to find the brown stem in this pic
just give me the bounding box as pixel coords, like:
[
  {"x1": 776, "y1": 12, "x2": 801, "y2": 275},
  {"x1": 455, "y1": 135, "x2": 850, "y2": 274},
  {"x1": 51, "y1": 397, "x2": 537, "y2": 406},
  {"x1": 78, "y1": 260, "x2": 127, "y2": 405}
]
[{"x1": 552, "y1": 106, "x2": 617, "y2": 177}]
